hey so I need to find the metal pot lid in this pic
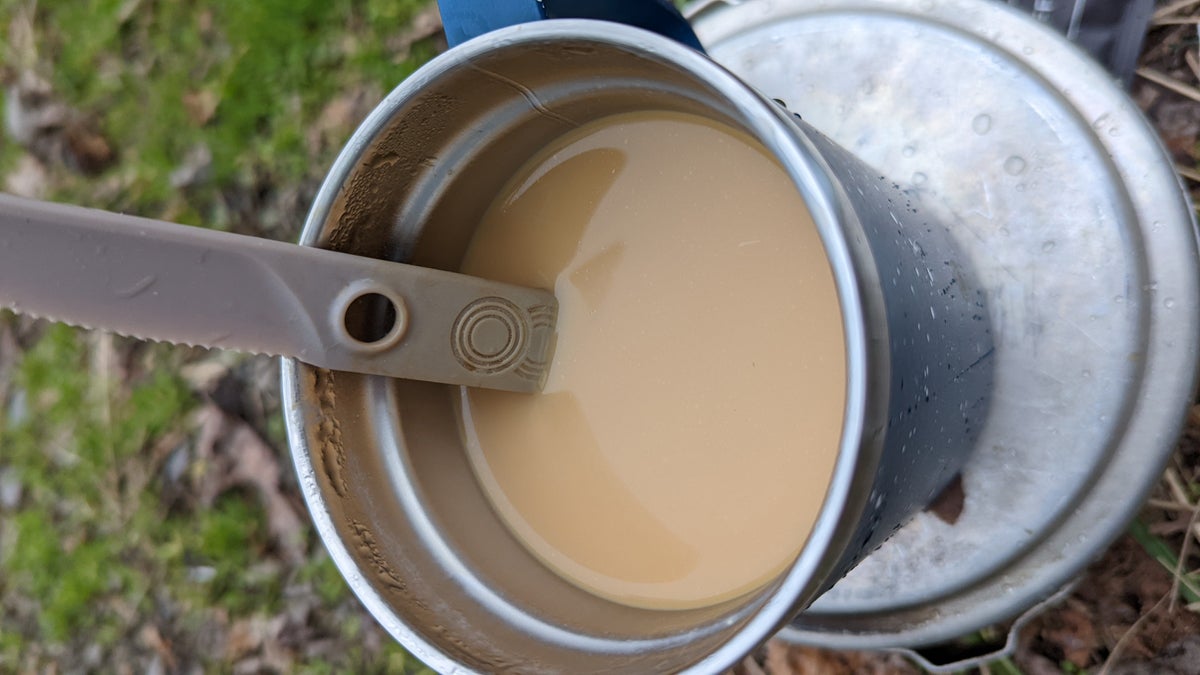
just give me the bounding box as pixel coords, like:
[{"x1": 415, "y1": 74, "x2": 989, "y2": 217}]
[{"x1": 687, "y1": 0, "x2": 1200, "y2": 649}]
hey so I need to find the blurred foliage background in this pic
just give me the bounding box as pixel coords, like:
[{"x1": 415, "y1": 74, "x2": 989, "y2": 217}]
[{"x1": 0, "y1": 1, "x2": 443, "y2": 671}]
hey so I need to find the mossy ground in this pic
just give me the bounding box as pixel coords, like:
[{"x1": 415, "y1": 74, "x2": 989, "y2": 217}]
[{"x1": 0, "y1": 1, "x2": 440, "y2": 671}]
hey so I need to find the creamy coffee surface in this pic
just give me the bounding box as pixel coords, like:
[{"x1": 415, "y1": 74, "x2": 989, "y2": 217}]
[{"x1": 458, "y1": 111, "x2": 846, "y2": 610}]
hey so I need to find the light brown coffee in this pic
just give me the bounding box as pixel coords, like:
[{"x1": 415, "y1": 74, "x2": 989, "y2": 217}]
[{"x1": 458, "y1": 111, "x2": 846, "y2": 610}]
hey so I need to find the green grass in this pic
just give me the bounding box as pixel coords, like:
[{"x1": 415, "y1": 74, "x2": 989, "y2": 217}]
[
  {"x1": 300, "y1": 551, "x2": 353, "y2": 606},
  {"x1": 4, "y1": 0, "x2": 433, "y2": 222},
  {"x1": 0, "y1": 0, "x2": 442, "y2": 670},
  {"x1": 2, "y1": 325, "x2": 194, "y2": 644},
  {"x1": 1129, "y1": 518, "x2": 1200, "y2": 605}
]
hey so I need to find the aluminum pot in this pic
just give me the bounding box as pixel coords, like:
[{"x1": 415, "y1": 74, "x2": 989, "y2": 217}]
[{"x1": 282, "y1": 19, "x2": 992, "y2": 673}]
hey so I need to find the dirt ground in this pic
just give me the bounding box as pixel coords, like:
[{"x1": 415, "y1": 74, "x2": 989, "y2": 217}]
[{"x1": 3, "y1": 2, "x2": 1200, "y2": 674}]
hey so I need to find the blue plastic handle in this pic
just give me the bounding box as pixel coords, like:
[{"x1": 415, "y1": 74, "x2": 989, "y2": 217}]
[{"x1": 437, "y1": 0, "x2": 705, "y2": 52}]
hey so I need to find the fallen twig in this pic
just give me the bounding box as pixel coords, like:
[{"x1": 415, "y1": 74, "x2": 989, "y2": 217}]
[
  {"x1": 1153, "y1": 0, "x2": 1200, "y2": 22},
  {"x1": 1165, "y1": 467, "x2": 1193, "y2": 506},
  {"x1": 1149, "y1": 498, "x2": 1197, "y2": 512},
  {"x1": 1143, "y1": 25, "x2": 1191, "y2": 63},
  {"x1": 1185, "y1": 49, "x2": 1200, "y2": 83},
  {"x1": 1176, "y1": 164, "x2": 1200, "y2": 183},
  {"x1": 1097, "y1": 592, "x2": 1170, "y2": 675},
  {"x1": 1129, "y1": 520, "x2": 1200, "y2": 604},
  {"x1": 1152, "y1": 16, "x2": 1200, "y2": 26},
  {"x1": 1138, "y1": 67, "x2": 1200, "y2": 104},
  {"x1": 1171, "y1": 503, "x2": 1200, "y2": 611}
]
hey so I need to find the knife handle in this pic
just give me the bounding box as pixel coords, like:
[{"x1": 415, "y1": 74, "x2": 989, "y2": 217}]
[{"x1": 0, "y1": 193, "x2": 557, "y2": 392}]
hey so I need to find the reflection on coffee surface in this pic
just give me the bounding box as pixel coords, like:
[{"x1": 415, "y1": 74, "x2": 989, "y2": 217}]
[{"x1": 459, "y1": 111, "x2": 846, "y2": 610}]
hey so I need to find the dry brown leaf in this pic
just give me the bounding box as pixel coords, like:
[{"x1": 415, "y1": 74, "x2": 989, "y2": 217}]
[
  {"x1": 182, "y1": 89, "x2": 219, "y2": 127},
  {"x1": 62, "y1": 121, "x2": 114, "y2": 174},
  {"x1": 1043, "y1": 536, "x2": 1200, "y2": 668},
  {"x1": 227, "y1": 615, "x2": 295, "y2": 673},
  {"x1": 387, "y1": 3, "x2": 444, "y2": 61},
  {"x1": 260, "y1": 615, "x2": 296, "y2": 673},
  {"x1": 306, "y1": 85, "x2": 379, "y2": 155},
  {"x1": 1037, "y1": 602, "x2": 1100, "y2": 666},
  {"x1": 194, "y1": 404, "x2": 307, "y2": 564},
  {"x1": 227, "y1": 420, "x2": 308, "y2": 562},
  {"x1": 1133, "y1": 81, "x2": 1163, "y2": 113},
  {"x1": 137, "y1": 624, "x2": 177, "y2": 673},
  {"x1": 225, "y1": 617, "x2": 266, "y2": 661},
  {"x1": 926, "y1": 473, "x2": 965, "y2": 525},
  {"x1": 1152, "y1": 99, "x2": 1200, "y2": 160},
  {"x1": 3, "y1": 70, "x2": 114, "y2": 174},
  {"x1": 760, "y1": 640, "x2": 916, "y2": 675}
]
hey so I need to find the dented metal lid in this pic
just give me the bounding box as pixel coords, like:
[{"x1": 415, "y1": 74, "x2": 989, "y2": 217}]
[{"x1": 688, "y1": 0, "x2": 1200, "y2": 659}]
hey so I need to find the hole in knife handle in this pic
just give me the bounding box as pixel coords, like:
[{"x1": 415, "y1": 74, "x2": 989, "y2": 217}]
[
  {"x1": 336, "y1": 285, "x2": 407, "y2": 352},
  {"x1": 344, "y1": 292, "x2": 398, "y2": 343}
]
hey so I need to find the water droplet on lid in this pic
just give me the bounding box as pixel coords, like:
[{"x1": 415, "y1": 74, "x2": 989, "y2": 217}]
[
  {"x1": 1041, "y1": 240, "x2": 1055, "y2": 252},
  {"x1": 1004, "y1": 156, "x2": 1027, "y2": 175},
  {"x1": 912, "y1": 171, "x2": 927, "y2": 186},
  {"x1": 1108, "y1": 127, "x2": 1119, "y2": 137},
  {"x1": 1165, "y1": 298, "x2": 1176, "y2": 309},
  {"x1": 1081, "y1": 370, "x2": 1091, "y2": 379},
  {"x1": 902, "y1": 145, "x2": 916, "y2": 157},
  {"x1": 972, "y1": 113, "x2": 992, "y2": 134}
]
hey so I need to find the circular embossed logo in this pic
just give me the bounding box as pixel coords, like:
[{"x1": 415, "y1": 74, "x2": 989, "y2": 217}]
[
  {"x1": 516, "y1": 304, "x2": 557, "y2": 382},
  {"x1": 451, "y1": 297, "x2": 528, "y2": 374}
]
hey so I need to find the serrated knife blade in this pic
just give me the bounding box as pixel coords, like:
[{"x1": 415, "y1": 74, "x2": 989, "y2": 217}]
[{"x1": 0, "y1": 193, "x2": 557, "y2": 393}]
